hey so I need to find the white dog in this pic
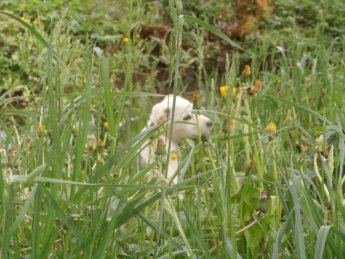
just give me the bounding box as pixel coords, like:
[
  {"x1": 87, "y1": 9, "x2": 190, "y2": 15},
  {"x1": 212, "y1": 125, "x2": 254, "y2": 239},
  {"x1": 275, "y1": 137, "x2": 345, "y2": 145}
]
[{"x1": 140, "y1": 95, "x2": 212, "y2": 184}]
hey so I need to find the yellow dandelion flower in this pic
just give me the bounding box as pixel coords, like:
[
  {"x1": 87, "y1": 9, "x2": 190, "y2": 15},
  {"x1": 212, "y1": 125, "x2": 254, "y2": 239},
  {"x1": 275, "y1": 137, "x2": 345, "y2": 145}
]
[
  {"x1": 103, "y1": 121, "x2": 109, "y2": 129},
  {"x1": 266, "y1": 122, "x2": 277, "y2": 134},
  {"x1": 37, "y1": 123, "x2": 44, "y2": 133},
  {"x1": 192, "y1": 90, "x2": 200, "y2": 103},
  {"x1": 220, "y1": 85, "x2": 228, "y2": 98},
  {"x1": 242, "y1": 65, "x2": 251, "y2": 76},
  {"x1": 192, "y1": 90, "x2": 201, "y2": 108},
  {"x1": 20, "y1": 17, "x2": 30, "y2": 24},
  {"x1": 122, "y1": 36, "x2": 129, "y2": 44},
  {"x1": 170, "y1": 151, "x2": 178, "y2": 161}
]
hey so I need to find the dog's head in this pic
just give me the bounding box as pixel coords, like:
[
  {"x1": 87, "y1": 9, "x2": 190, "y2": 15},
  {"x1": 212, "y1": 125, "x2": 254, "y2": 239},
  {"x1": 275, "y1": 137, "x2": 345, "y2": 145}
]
[{"x1": 149, "y1": 95, "x2": 212, "y2": 142}]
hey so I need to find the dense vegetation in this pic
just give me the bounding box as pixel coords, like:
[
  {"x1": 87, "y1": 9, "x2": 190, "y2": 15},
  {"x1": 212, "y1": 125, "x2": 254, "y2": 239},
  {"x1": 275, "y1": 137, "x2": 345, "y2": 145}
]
[{"x1": 1, "y1": 0, "x2": 345, "y2": 258}]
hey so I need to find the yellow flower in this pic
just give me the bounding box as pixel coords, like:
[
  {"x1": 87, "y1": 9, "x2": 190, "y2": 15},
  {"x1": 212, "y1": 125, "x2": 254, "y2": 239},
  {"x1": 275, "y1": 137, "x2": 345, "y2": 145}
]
[
  {"x1": 20, "y1": 17, "x2": 30, "y2": 24},
  {"x1": 32, "y1": 19, "x2": 39, "y2": 25},
  {"x1": 37, "y1": 123, "x2": 44, "y2": 133},
  {"x1": 220, "y1": 85, "x2": 228, "y2": 98},
  {"x1": 103, "y1": 121, "x2": 109, "y2": 129},
  {"x1": 192, "y1": 90, "x2": 200, "y2": 103},
  {"x1": 170, "y1": 151, "x2": 178, "y2": 161},
  {"x1": 192, "y1": 90, "x2": 201, "y2": 108},
  {"x1": 232, "y1": 87, "x2": 238, "y2": 96},
  {"x1": 122, "y1": 36, "x2": 129, "y2": 44},
  {"x1": 266, "y1": 122, "x2": 277, "y2": 134},
  {"x1": 242, "y1": 65, "x2": 251, "y2": 76}
]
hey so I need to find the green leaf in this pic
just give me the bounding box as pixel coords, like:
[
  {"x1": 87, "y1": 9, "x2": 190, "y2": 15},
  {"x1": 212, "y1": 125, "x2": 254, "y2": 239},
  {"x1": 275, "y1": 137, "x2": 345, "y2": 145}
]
[
  {"x1": 314, "y1": 226, "x2": 331, "y2": 259},
  {"x1": 314, "y1": 225, "x2": 345, "y2": 259}
]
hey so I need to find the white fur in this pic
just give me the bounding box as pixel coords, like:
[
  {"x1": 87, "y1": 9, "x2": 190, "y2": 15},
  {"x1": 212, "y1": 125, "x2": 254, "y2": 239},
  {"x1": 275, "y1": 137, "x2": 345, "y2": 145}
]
[{"x1": 140, "y1": 95, "x2": 212, "y2": 184}]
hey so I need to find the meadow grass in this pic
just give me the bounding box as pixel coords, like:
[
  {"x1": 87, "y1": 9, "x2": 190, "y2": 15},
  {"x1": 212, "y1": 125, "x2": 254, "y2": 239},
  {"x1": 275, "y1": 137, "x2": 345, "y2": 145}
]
[{"x1": 1, "y1": 0, "x2": 345, "y2": 258}]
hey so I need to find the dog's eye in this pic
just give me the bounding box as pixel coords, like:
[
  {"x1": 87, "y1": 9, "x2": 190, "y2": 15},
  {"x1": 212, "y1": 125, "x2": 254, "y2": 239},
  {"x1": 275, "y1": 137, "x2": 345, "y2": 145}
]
[{"x1": 183, "y1": 114, "x2": 192, "y2": 121}]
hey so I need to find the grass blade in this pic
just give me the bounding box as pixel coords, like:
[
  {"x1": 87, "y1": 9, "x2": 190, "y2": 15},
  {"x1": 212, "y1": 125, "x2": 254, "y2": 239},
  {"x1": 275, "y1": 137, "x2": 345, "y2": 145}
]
[
  {"x1": 1, "y1": 182, "x2": 14, "y2": 259},
  {"x1": 31, "y1": 184, "x2": 42, "y2": 258},
  {"x1": 94, "y1": 47, "x2": 116, "y2": 139},
  {"x1": 70, "y1": 51, "x2": 93, "y2": 198},
  {"x1": 182, "y1": 15, "x2": 244, "y2": 51},
  {"x1": 9, "y1": 184, "x2": 37, "y2": 235},
  {"x1": 165, "y1": 198, "x2": 194, "y2": 257},
  {"x1": 314, "y1": 226, "x2": 331, "y2": 259},
  {"x1": 42, "y1": 187, "x2": 84, "y2": 243},
  {"x1": 137, "y1": 211, "x2": 183, "y2": 251},
  {"x1": 290, "y1": 169, "x2": 307, "y2": 259}
]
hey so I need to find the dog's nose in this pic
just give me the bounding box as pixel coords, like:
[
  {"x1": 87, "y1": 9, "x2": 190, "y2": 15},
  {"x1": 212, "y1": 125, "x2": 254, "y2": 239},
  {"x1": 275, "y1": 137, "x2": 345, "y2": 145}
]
[{"x1": 206, "y1": 120, "x2": 213, "y2": 128}]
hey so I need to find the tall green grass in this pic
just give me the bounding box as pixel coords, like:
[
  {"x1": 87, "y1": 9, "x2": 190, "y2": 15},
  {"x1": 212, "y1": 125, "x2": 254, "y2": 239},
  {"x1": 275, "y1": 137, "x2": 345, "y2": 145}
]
[{"x1": 1, "y1": 1, "x2": 345, "y2": 258}]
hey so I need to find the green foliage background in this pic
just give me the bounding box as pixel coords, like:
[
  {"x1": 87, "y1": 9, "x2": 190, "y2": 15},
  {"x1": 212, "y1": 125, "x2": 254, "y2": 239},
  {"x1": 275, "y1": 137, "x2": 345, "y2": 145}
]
[{"x1": 1, "y1": 0, "x2": 345, "y2": 258}]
